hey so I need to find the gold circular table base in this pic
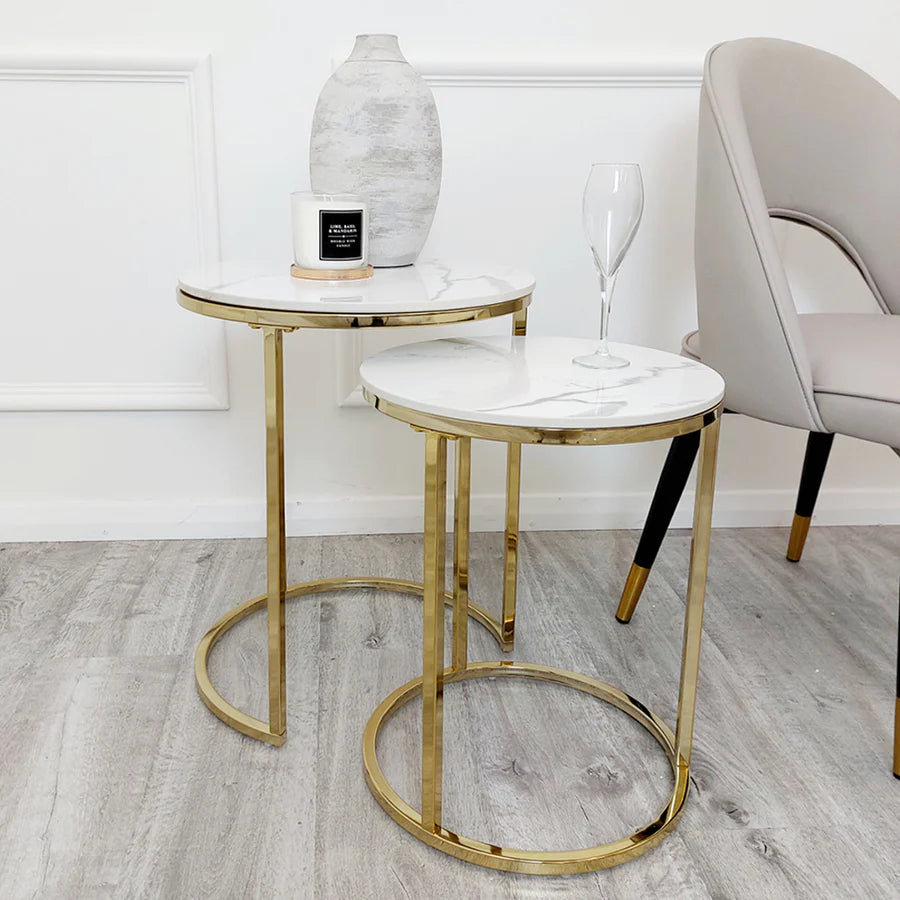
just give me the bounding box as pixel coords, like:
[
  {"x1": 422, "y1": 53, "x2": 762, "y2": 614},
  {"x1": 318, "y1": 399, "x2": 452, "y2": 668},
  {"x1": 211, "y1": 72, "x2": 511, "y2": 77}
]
[
  {"x1": 194, "y1": 577, "x2": 508, "y2": 746},
  {"x1": 363, "y1": 661, "x2": 690, "y2": 875}
]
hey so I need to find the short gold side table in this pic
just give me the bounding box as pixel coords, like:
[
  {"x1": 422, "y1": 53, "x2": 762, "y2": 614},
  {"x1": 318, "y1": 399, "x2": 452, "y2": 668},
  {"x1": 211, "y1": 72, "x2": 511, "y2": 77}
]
[
  {"x1": 177, "y1": 261, "x2": 534, "y2": 746},
  {"x1": 359, "y1": 335, "x2": 725, "y2": 874}
]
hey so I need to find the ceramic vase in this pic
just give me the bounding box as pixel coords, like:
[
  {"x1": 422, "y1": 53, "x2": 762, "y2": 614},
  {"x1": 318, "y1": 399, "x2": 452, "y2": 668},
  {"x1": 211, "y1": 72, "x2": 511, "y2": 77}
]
[{"x1": 309, "y1": 34, "x2": 442, "y2": 267}]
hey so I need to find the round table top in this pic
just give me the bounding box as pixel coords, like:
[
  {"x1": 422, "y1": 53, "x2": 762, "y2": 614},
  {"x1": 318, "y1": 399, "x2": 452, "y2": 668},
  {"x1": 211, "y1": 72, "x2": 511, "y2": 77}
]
[
  {"x1": 177, "y1": 260, "x2": 535, "y2": 326},
  {"x1": 359, "y1": 336, "x2": 725, "y2": 436}
]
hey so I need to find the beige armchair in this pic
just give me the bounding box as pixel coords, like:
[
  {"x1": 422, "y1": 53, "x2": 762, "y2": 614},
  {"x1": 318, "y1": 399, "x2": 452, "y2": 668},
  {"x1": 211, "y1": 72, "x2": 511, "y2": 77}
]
[{"x1": 614, "y1": 38, "x2": 900, "y2": 776}]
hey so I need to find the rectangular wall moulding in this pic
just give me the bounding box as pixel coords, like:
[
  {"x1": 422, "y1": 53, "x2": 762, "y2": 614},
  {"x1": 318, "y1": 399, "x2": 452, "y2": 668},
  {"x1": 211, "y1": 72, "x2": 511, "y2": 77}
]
[
  {"x1": 419, "y1": 59, "x2": 702, "y2": 88},
  {"x1": 0, "y1": 54, "x2": 227, "y2": 410}
]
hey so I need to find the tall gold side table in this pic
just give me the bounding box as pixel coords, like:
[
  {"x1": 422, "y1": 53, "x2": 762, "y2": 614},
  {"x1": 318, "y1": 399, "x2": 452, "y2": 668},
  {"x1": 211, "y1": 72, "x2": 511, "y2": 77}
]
[
  {"x1": 359, "y1": 335, "x2": 725, "y2": 874},
  {"x1": 177, "y1": 261, "x2": 534, "y2": 746}
]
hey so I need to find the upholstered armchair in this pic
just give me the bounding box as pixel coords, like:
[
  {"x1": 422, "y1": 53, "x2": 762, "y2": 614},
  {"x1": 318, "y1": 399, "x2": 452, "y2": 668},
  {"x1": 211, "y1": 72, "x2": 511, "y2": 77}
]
[{"x1": 615, "y1": 38, "x2": 900, "y2": 776}]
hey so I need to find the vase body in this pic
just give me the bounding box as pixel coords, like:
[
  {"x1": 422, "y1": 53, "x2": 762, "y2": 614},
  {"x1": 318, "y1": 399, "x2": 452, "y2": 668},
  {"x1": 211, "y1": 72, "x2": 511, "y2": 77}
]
[{"x1": 309, "y1": 34, "x2": 442, "y2": 267}]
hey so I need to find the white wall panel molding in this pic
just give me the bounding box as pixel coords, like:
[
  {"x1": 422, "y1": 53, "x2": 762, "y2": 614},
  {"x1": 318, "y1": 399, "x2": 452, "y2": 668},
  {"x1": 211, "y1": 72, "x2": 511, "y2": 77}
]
[
  {"x1": 328, "y1": 50, "x2": 704, "y2": 88},
  {"x1": 1, "y1": 487, "x2": 898, "y2": 543},
  {"x1": 0, "y1": 53, "x2": 227, "y2": 410},
  {"x1": 419, "y1": 59, "x2": 703, "y2": 89}
]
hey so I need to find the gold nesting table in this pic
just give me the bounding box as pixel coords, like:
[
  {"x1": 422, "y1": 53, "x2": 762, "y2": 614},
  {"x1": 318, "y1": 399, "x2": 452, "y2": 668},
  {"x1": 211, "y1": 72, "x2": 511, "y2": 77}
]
[
  {"x1": 358, "y1": 335, "x2": 725, "y2": 874},
  {"x1": 176, "y1": 261, "x2": 534, "y2": 746}
]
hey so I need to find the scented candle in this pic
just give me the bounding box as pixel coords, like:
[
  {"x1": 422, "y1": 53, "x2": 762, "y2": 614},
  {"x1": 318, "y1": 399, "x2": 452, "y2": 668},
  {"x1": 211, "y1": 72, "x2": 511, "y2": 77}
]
[{"x1": 291, "y1": 191, "x2": 368, "y2": 270}]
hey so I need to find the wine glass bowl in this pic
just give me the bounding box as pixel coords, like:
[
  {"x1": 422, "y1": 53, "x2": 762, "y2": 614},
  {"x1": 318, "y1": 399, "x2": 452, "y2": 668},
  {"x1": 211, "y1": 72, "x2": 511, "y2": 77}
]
[{"x1": 574, "y1": 163, "x2": 644, "y2": 369}]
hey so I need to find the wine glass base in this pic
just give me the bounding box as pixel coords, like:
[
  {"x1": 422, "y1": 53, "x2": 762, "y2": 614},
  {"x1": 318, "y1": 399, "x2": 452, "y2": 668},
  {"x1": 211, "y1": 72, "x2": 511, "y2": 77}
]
[{"x1": 573, "y1": 352, "x2": 630, "y2": 369}]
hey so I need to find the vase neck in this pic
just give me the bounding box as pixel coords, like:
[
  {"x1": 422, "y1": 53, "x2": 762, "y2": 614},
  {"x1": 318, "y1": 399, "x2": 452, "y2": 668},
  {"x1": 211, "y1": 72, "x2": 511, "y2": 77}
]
[{"x1": 347, "y1": 34, "x2": 406, "y2": 63}]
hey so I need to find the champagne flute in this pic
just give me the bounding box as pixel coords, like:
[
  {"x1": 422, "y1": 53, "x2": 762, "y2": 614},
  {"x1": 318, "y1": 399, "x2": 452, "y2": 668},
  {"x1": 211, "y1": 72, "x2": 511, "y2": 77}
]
[{"x1": 574, "y1": 163, "x2": 644, "y2": 369}]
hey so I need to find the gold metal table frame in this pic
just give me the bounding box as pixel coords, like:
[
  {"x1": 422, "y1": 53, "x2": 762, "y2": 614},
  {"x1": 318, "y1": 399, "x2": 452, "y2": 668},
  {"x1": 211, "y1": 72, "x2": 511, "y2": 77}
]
[
  {"x1": 360, "y1": 394, "x2": 723, "y2": 875},
  {"x1": 178, "y1": 288, "x2": 531, "y2": 746}
]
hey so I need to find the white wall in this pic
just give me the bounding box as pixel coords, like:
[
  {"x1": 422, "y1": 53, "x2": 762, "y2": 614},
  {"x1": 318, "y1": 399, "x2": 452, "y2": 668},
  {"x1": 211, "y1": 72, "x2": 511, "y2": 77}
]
[{"x1": 2, "y1": 2, "x2": 899, "y2": 541}]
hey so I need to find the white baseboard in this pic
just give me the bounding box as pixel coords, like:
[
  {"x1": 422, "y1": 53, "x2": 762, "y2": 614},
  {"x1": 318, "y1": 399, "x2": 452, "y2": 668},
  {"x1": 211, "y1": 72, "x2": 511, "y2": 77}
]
[{"x1": 1, "y1": 488, "x2": 899, "y2": 543}]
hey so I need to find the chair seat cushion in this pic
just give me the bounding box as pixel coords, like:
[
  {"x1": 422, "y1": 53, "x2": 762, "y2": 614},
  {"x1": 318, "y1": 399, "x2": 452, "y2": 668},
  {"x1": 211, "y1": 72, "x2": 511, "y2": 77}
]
[
  {"x1": 799, "y1": 314, "x2": 900, "y2": 403},
  {"x1": 800, "y1": 313, "x2": 900, "y2": 448},
  {"x1": 684, "y1": 315, "x2": 900, "y2": 448}
]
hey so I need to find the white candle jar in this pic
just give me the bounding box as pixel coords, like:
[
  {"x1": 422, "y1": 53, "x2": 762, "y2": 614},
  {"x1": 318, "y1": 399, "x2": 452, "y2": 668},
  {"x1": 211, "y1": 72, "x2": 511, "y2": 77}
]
[{"x1": 291, "y1": 191, "x2": 369, "y2": 270}]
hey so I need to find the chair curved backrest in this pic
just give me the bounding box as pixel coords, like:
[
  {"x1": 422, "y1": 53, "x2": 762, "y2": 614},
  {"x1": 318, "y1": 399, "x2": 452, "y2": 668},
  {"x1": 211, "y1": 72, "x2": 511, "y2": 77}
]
[{"x1": 695, "y1": 38, "x2": 900, "y2": 430}]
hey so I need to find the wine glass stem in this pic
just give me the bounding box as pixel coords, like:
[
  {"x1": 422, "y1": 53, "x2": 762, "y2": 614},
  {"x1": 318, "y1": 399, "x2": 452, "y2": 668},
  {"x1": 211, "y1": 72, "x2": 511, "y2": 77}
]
[{"x1": 598, "y1": 273, "x2": 616, "y2": 357}]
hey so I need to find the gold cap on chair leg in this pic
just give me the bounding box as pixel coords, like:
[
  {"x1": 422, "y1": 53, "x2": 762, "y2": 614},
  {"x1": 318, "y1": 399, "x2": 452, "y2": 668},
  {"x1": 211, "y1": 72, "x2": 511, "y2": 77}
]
[
  {"x1": 893, "y1": 698, "x2": 900, "y2": 780},
  {"x1": 786, "y1": 514, "x2": 812, "y2": 562},
  {"x1": 616, "y1": 564, "x2": 650, "y2": 624}
]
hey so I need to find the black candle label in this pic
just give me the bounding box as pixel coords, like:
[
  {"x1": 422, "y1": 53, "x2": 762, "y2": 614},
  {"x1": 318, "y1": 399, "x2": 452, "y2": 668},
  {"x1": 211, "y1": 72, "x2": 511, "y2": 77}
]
[{"x1": 319, "y1": 209, "x2": 364, "y2": 261}]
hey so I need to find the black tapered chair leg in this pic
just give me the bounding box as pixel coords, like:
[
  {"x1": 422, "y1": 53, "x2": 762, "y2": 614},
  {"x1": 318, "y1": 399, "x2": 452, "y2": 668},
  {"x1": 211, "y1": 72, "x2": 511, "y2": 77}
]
[
  {"x1": 616, "y1": 430, "x2": 701, "y2": 623},
  {"x1": 786, "y1": 431, "x2": 835, "y2": 562}
]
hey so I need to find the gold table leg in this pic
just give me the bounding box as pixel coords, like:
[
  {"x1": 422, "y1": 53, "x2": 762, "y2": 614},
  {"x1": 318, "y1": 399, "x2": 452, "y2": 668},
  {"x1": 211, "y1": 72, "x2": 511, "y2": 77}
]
[
  {"x1": 502, "y1": 443, "x2": 522, "y2": 651},
  {"x1": 453, "y1": 437, "x2": 471, "y2": 672},
  {"x1": 363, "y1": 414, "x2": 721, "y2": 874},
  {"x1": 263, "y1": 327, "x2": 288, "y2": 743},
  {"x1": 673, "y1": 415, "x2": 720, "y2": 772},
  {"x1": 501, "y1": 306, "x2": 528, "y2": 651},
  {"x1": 195, "y1": 324, "x2": 521, "y2": 746},
  {"x1": 422, "y1": 432, "x2": 448, "y2": 830}
]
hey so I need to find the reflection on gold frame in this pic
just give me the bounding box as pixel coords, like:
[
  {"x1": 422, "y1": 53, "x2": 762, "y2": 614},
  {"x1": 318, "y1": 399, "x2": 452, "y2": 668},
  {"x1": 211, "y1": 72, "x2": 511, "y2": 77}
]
[
  {"x1": 177, "y1": 288, "x2": 531, "y2": 330},
  {"x1": 364, "y1": 662, "x2": 689, "y2": 874},
  {"x1": 194, "y1": 576, "x2": 510, "y2": 746}
]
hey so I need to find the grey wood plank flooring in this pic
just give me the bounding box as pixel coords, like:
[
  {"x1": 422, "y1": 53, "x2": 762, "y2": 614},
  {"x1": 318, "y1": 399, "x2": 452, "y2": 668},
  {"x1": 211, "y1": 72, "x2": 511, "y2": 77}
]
[{"x1": 0, "y1": 526, "x2": 897, "y2": 899}]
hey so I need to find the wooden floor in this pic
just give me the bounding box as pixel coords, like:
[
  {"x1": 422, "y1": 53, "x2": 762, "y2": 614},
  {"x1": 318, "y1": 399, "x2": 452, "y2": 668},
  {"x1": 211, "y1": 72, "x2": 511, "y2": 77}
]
[{"x1": 0, "y1": 525, "x2": 897, "y2": 899}]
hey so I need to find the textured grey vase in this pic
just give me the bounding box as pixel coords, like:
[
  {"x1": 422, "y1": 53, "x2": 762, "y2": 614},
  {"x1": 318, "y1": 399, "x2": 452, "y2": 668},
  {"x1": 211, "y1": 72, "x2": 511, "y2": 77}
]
[{"x1": 309, "y1": 34, "x2": 442, "y2": 267}]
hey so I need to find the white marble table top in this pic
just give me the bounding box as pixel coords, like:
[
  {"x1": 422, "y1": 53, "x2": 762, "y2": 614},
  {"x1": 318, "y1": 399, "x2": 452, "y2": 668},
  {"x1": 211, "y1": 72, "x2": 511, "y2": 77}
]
[
  {"x1": 360, "y1": 336, "x2": 725, "y2": 430},
  {"x1": 178, "y1": 260, "x2": 535, "y2": 315}
]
